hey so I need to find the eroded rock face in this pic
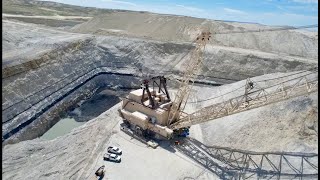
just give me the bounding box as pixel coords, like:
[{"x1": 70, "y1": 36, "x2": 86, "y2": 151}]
[
  {"x1": 72, "y1": 12, "x2": 318, "y2": 59},
  {"x1": 2, "y1": 20, "x2": 318, "y2": 145},
  {"x1": 2, "y1": 104, "x2": 121, "y2": 180},
  {"x1": 197, "y1": 87, "x2": 318, "y2": 153},
  {"x1": 2, "y1": 16, "x2": 318, "y2": 179},
  {"x1": 2, "y1": 74, "x2": 318, "y2": 180},
  {"x1": 299, "y1": 107, "x2": 318, "y2": 136}
]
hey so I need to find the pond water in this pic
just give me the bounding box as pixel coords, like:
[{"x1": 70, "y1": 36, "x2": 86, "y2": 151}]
[
  {"x1": 41, "y1": 88, "x2": 126, "y2": 140},
  {"x1": 41, "y1": 117, "x2": 85, "y2": 140}
]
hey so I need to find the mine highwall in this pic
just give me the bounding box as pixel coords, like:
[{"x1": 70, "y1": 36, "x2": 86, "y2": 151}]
[
  {"x1": 2, "y1": 36, "x2": 317, "y2": 145},
  {"x1": 3, "y1": 74, "x2": 141, "y2": 145}
]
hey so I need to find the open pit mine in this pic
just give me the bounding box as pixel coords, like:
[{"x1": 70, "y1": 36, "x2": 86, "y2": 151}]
[{"x1": 2, "y1": 0, "x2": 318, "y2": 179}]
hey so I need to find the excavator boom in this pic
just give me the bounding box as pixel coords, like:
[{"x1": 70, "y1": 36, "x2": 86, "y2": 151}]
[
  {"x1": 167, "y1": 31, "x2": 211, "y2": 126},
  {"x1": 170, "y1": 71, "x2": 318, "y2": 129}
]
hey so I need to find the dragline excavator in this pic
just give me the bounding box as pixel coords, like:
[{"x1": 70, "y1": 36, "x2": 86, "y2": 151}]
[
  {"x1": 118, "y1": 30, "x2": 318, "y2": 140},
  {"x1": 118, "y1": 31, "x2": 211, "y2": 139}
]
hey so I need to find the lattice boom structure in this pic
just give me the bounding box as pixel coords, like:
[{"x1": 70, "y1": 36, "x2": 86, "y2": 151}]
[
  {"x1": 171, "y1": 71, "x2": 318, "y2": 129},
  {"x1": 167, "y1": 32, "x2": 211, "y2": 126},
  {"x1": 177, "y1": 138, "x2": 318, "y2": 179}
]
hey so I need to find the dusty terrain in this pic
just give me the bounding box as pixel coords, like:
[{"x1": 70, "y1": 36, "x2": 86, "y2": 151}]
[
  {"x1": 186, "y1": 72, "x2": 318, "y2": 153},
  {"x1": 3, "y1": 74, "x2": 318, "y2": 179},
  {"x1": 2, "y1": 0, "x2": 318, "y2": 179},
  {"x1": 72, "y1": 12, "x2": 318, "y2": 59}
]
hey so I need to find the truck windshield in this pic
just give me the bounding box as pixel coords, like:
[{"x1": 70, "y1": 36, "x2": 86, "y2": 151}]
[{"x1": 111, "y1": 154, "x2": 117, "y2": 158}]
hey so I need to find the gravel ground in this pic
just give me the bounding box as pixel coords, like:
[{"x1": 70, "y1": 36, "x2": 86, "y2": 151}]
[
  {"x1": 72, "y1": 12, "x2": 318, "y2": 59},
  {"x1": 2, "y1": 13, "x2": 318, "y2": 179},
  {"x1": 3, "y1": 72, "x2": 317, "y2": 179}
]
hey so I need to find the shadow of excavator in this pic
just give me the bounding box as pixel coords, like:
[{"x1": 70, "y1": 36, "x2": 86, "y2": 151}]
[
  {"x1": 172, "y1": 137, "x2": 318, "y2": 180},
  {"x1": 119, "y1": 122, "x2": 318, "y2": 179}
]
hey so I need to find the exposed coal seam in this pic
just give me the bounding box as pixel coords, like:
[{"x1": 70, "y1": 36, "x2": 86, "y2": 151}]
[
  {"x1": 3, "y1": 66, "x2": 129, "y2": 121},
  {"x1": 3, "y1": 65, "x2": 222, "y2": 122},
  {"x1": 2, "y1": 68, "x2": 223, "y2": 142},
  {"x1": 2, "y1": 71, "x2": 135, "y2": 142}
]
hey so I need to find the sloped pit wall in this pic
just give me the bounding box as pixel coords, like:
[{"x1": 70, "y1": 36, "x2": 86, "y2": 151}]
[
  {"x1": 1, "y1": 37, "x2": 142, "y2": 145},
  {"x1": 73, "y1": 13, "x2": 318, "y2": 59},
  {"x1": 2, "y1": 37, "x2": 193, "y2": 107},
  {"x1": 3, "y1": 73, "x2": 140, "y2": 145},
  {"x1": 2, "y1": 38, "x2": 123, "y2": 106},
  {"x1": 2, "y1": 37, "x2": 193, "y2": 145},
  {"x1": 200, "y1": 48, "x2": 318, "y2": 83},
  {"x1": 2, "y1": 35, "x2": 317, "y2": 145},
  {"x1": 2, "y1": 37, "x2": 191, "y2": 144},
  {"x1": 2, "y1": 39, "x2": 91, "y2": 78},
  {"x1": 3, "y1": 36, "x2": 317, "y2": 106}
]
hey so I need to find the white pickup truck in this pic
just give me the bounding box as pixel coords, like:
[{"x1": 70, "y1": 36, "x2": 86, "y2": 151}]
[
  {"x1": 104, "y1": 153, "x2": 121, "y2": 163},
  {"x1": 107, "y1": 146, "x2": 122, "y2": 155}
]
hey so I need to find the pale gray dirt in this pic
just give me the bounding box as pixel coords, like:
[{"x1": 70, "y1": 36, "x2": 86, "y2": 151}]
[
  {"x1": 2, "y1": 9, "x2": 318, "y2": 180},
  {"x1": 3, "y1": 72, "x2": 317, "y2": 179},
  {"x1": 2, "y1": 104, "x2": 219, "y2": 180},
  {"x1": 3, "y1": 20, "x2": 316, "y2": 107},
  {"x1": 185, "y1": 72, "x2": 318, "y2": 153},
  {"x1": 2, "y1": 20, "x2": 90, "y2": 67},
  {"x1": 72, "y1": 12, "x2": 318, "y2": 59},
  {"x1": 2, "y1": 104, "x2": 120, "y2": 180},
  {"x1": 83, "y1": 120, "x2": 218, "y2": 180},
  {"x1": 3, "y1": 13, "x2": 92, "y2": 20}
]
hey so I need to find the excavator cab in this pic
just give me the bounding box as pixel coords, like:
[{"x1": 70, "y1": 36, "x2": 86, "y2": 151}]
[{"x1": 172, "y1": 126, "x2": 190, "y2": 138}]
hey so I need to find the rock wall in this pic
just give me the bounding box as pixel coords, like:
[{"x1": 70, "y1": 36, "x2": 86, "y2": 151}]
[
  {"x1": 3, "y1": 74, "x2": 140, "y2": 145},
  {"x1": 72, "y1": 12, "x2": 318, "y2": 59},
  {"x1": 2, "y1": 21, "x2": 318, "y2": 144}
]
